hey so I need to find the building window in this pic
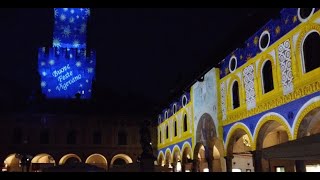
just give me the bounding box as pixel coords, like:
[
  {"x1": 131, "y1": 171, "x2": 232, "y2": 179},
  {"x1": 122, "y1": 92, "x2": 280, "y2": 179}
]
[
  {"x1": 298, "y1": 8, "x2": 315, "y2": 22},
  {"x1": 159, "y1": 131, "x2": 162, "y2": 143},
  {"x1": 183, "y1": 114, "x2": 188, "y2": 132},
  {"x1": 262, "y1": 60, "x2": 274, "y2": 94},
  {"x1": 302, "y1": 31, "x2": 320, "y2": 73},
  {"x1": 232, "y1": 81, "x2": 240, "y2": 109},
  {"x1": 93, "y1": 131, "x2": 102, "y2": 144},
  {"x1": 259, "y1": 30, "x2": 270, "y2": 51},
  {"x1": 40, "y1": 129, "x2": 49, "y2": 144},
  {"x1": 118, "y1": 131, "x2": 127, "y2": 145},
  {"x1": 13, "y1": 128, "x2": 22, "y2": 144},
  {"x1": 165, "y1": 111, "x2": 168, "y2": 119},
  {"x1": 182, "y1": 95, "x2": 188, "y2": 107},
  {"x1": 173, "y1": 104, "x2": 177, "y2": 114},
  {"x1": 166, "y1": 125, "x2": 169, "y2": 139},
  {"x1": 174, "y1": 121, "x2": 177, "y2": 137},
  {"x1": 229, "y1": 56, "x2": 237, "y2": 72},
  {"x1": 67, "y1": 130, "x2": 76, "y2": 144}
]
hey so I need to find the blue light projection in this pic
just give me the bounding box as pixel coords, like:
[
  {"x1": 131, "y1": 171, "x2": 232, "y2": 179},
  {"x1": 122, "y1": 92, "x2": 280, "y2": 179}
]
[
  {"x1": 53, "y1": 8, "x2": 90, "y2": 49},
  {"x1": 38, "y1": 8, "x2": 96, "y2": 99}
]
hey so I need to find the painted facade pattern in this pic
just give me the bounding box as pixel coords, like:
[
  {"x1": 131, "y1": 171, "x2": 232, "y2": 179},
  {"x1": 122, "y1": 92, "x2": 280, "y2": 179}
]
[
  {"x1": 156, "y1": 8, "x2": 320, "y2": 171},
  {"x1": 243, "y1": 65, "x2": 256, "y2": 110},
  {"x1": 220, "y1": 81, "x2": 227, "y2": 120},
  {"x1": 278, "y1": 39, "x2": 294, "y2": 95}
]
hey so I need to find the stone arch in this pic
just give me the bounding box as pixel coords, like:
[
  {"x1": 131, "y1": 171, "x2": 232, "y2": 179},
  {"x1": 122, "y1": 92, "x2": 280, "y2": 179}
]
[
  {"x1": 225, "y1": 123, "x2": 253, "y2": 152},
  {"x1": 226, "y1": 129, "x2": 253, "y2": 155},
  {"x1": 157, "y1": 151, "x2": 165, "y2": 166},
  {"x1": 253, "y1": 112, "x2": 292, "y2": 149},
  {"x1": 181, "y1": 142, "x2": 192, "y2": 172},
  {"x1": 254, "y1": 113, "x2": 292, "y2": 172},
  {"x1": 59, "y1": 154, "x2": 82, "y2": 165},
  {"x1": 193, "y1": 143, "x2": 207, "y2": 172},
  {"x1": 171, "y1": 145, "x2": 181, "y2": 164},
  {"x1": 110, "y1": 154, "x2": 133, "y2": 168},
  {"x1": 85, "y1": 153, "x2": 108, "y2": 170},
  {"x1": 293, "y1": 96, "x2": 320, "y2": 139},
  {"x1": 164, "y1": 148, "x2": 172, "y2": 168},
  {"x1": 3, "y1": 153, "x2": 21, "y2": 172},
  {"x1": 181, "y1": 142, "x2": 192, "y2": 159},
  {"x1": 31, "y1": 153, "x2": 55, "y2": 172},
  {"x1": 31, "y1": 153, "x2": 55, "y2": 164},
  {"x1": 195, "y1": 113, "x2": 217, "y2": 172},
  {"x1": 225, "y1": 125, "x2": 254, "y2": 172},
  {"x1": 196, "y1": 113, "x2": 216, "y2": 147}
]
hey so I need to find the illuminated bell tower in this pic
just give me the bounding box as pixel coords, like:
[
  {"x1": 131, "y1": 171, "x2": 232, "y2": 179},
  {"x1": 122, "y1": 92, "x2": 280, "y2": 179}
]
[{"x1": 38, "y1": 8, "x2": 96, "y2": 99}]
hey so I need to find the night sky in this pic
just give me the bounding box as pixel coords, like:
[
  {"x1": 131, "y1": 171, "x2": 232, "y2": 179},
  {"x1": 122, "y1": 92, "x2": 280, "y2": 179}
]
[{"x1": 0, "y1": 8, "x2": 282, "y2": 119}]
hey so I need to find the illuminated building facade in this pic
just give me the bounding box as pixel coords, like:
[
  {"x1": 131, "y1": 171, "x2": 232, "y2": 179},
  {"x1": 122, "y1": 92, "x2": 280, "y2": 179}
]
[
  {"x1": 156, "y1": 8, "x2": 320, "y2": 172},
  {"x1": 38, "y1": 8, "x2": 96, "y2": 99}
]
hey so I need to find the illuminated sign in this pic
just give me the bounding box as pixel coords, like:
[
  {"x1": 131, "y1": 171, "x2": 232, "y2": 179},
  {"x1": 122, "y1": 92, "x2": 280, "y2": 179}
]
[
  {"x1": 38, "y1": 48, "x2": 95, "y2": 99},
  {"x1": 38, "y1": 8, "x2": 96, "y2": 99}
]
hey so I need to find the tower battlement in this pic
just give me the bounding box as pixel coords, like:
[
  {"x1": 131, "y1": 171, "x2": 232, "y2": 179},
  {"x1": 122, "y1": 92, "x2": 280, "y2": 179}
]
[
  {"x1": 38, "y1": 8, "x2": 96, "y2": 99},
  {"x1": 38, "y1": 47, "x2": 96, "y2": 61}
]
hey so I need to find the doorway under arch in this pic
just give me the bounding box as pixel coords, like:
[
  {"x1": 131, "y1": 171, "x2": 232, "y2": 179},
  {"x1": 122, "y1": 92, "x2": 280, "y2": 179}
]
[
  {"x1": 3, "y1": 153, "x2": 21, "y2": 172},
  {"x1": 226, "y1": 128, "x2": 253, "y2": 172},
  {"x1": 194, "y1": 113, "x2": 217, "y2": 172},
  {"x1": 31, "y1": 153, "x2": 55, "y2": 172},
  {"x1": 256, "y1": 120, "x2": 291, "y2": 172},
  {"x1": 59, "y1": 154, "x2": 82, "y2": 165},
  {"x1": 85, "y1": 153, "x2": 108, "y2": 170},
  {"x1": 110, "y1": 154, "x2": 132, "y2": 168},
  {"x1": 158, "y1": 152, "x2": 165, "y2": 166},
  {"x1": 295, "y1": 106, "x2": 320, "y2": 171},
  {"x1": 182, "y1": 143, "x2": 192, "y2": 172}
]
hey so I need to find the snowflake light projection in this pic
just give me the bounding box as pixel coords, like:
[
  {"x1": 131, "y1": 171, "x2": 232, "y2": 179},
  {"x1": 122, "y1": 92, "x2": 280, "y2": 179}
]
[{"x1": 38, "y1": 8, "x2": 96, "y2": 99}]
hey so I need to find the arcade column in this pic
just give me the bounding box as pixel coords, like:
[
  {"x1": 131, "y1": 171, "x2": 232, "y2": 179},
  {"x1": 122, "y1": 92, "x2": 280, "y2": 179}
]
[
  {"x1": 224, "y1": 155, "x2": 233, "y2": 172},
  {"x1": 252, "y1": 150, "x2": 263, "y2": 172},
  {"x1": 295, "y1": 160, "x2": 306, "y2": 172}
]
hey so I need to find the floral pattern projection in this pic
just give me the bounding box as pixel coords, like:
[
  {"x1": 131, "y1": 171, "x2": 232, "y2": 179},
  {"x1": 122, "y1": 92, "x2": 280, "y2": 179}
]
[{"x1": 38, "y1": 8, "x2": 96, "y2": 99}]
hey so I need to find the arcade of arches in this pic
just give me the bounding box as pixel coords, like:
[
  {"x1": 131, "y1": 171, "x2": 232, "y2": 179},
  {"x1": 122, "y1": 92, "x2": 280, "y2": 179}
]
[
  {"x1": 2, "y1": 153, "x2": 133, "y2": 172},
  {"x1": 157, "y1": 106, "x2": 320, "y2": 172}
]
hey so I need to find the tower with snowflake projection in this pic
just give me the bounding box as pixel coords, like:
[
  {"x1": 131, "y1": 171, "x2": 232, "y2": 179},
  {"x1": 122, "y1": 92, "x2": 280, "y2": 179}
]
[{"x1": 38, "y1": 8, "x2": 96, "y2": 99}]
